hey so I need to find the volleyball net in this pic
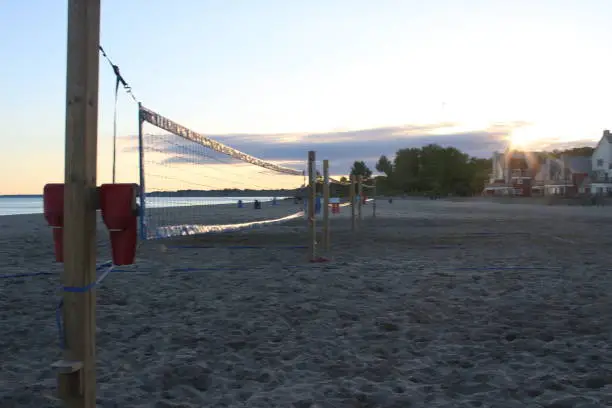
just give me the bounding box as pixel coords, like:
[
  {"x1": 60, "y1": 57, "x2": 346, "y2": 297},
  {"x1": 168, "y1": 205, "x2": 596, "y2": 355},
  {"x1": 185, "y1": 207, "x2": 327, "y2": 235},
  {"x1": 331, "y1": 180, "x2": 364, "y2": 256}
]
[{"x1": 136, "y1": 105, "x2": 307, "y2": 240}]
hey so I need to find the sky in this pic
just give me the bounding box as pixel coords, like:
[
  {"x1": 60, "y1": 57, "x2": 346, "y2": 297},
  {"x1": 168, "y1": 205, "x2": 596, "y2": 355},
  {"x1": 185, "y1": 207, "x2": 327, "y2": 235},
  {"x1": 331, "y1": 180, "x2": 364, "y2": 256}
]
[{"x1": 1, "y1": 0, "x2": 612, "y2": 194}]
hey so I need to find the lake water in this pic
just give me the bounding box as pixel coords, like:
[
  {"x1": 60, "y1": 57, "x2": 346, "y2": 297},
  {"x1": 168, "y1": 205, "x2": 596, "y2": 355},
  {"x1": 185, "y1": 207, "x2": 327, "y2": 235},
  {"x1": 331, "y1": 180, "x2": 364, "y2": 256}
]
[{"x1": 0, "y1": 196, "x2": 283, "y2": 216}]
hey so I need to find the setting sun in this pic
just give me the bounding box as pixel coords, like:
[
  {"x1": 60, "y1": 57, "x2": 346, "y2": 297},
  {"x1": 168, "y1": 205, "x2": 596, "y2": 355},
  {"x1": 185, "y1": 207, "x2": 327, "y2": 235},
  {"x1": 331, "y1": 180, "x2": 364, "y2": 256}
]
[{"x1": 509, "y1": 126, "x2": 539, "y2": 151}]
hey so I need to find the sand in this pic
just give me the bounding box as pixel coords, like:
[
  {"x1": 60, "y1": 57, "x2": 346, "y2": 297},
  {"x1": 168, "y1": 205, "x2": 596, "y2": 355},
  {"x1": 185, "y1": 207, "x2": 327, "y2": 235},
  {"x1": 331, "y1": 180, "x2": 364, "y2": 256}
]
[{"x1": 1, "y1": 198, "x2": 612, "y2": 408}]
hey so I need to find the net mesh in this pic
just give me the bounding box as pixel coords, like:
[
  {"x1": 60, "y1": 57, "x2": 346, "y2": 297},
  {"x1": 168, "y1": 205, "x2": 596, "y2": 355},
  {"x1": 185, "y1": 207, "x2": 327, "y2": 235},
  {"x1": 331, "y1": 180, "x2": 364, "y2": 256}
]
[{"x1": 136, "y1": 106, "x2": 307, "y2": 239}]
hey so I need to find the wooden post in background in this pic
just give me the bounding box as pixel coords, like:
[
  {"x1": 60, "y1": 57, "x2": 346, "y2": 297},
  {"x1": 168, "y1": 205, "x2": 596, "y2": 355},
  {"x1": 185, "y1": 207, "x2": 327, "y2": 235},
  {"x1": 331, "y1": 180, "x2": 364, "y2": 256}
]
[
  {"x1": 57, "y1": 0, "x2": 101, "y2": 407},
  {"x1": 372, "y1": 179, "x2": 377, "y2": 218},
  {"x1": 137, "y1": 104, "x2": 147, "y2": 240},
  {"x1": 322, "y1": 160, "x2": 330, "y2": 251},
  {"x1": 350, "y1": 175, "x2": 356, "y2": 232},
  {"x1": 307, "y1": 151, "x2": 316, "y2": 260},
  {"x1": 357, "y1": 175, "x2": 363, "y2": 223}
]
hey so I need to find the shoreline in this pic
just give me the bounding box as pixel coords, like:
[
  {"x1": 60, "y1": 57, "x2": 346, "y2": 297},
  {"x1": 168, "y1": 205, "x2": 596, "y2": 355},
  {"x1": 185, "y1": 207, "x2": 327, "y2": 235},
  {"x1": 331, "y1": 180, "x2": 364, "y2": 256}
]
[{"x1": 0, "y1": 196, "x2": 294, "y2": 218}]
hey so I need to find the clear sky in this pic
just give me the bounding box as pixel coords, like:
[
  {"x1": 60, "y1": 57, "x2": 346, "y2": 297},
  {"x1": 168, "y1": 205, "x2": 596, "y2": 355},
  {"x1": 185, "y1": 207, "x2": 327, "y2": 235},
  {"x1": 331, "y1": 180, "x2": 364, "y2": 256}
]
[{"x1": 1, "y1": 0, "x2": 612, "y2": 194}]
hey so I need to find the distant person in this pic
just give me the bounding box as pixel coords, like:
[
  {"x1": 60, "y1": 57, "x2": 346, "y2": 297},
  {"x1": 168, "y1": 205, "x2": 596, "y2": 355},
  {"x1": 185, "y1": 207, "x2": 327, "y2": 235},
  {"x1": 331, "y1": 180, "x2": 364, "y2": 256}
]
[
  {"x1": 254, "y1": 200, "x2": 261, "y2": 210},
  {"x1": 237, "y1": 199, "x2": 243, "y2": 208}
]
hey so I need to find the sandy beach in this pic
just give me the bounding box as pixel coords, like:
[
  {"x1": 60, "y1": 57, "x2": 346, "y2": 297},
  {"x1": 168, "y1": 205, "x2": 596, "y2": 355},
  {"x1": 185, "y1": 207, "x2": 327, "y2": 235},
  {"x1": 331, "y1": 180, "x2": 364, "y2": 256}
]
[{"x1": 1, "y1": 198, "x2": 612, "y2": 407}]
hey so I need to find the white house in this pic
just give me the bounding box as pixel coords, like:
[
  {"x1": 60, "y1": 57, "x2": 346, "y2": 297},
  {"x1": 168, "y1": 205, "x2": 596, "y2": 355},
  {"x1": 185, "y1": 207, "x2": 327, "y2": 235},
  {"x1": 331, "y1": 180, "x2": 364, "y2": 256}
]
[
  {"x1": 590, "y1": 130, "x2": 612, "y2": 195},
  {"x1": 538, "y1": 155, "x2": 591, "y2": 195}
]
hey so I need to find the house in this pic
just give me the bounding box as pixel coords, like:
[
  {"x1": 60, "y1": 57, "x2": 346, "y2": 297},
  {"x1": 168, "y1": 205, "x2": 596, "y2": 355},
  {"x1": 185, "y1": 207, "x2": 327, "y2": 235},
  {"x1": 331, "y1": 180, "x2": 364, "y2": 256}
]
[
  {"x1": 484, "y1": 149, "x2": 541, "y2": 196},
  {"x1": 590, "y1": 129, "x2": 612, "y2": 195},
  {"x1": 484, "y1": 148, "x2": 591, "y2": 197},
  {"x1": 483, "y1": 130, "x2": 612, "y2": 197},
  {"x1": 537, "y1": 155, "x2": 591, "y2": 196}
]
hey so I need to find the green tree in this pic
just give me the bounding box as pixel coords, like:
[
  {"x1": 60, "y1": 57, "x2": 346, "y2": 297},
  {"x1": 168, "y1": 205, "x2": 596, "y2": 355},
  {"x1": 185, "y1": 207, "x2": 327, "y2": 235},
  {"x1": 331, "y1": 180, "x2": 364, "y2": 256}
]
[
  {"x1": 548, "y1": 146, "x2": 595, "y2": 158},
  {"x1": 384, "y1": 144, "x2": 488, "y2": 196},
  {"x1": 392, "y1": 147, "x2": 421, "y2": 192},
  {"x1": 466, "y1": 157, "x2": 492, "y2": 195},
  {"x1": 350, "y1": 160, "x2": 373, "y2": 180},
  {"x1": 375, "y1": 155, "x2": 393, "y2": 177}
]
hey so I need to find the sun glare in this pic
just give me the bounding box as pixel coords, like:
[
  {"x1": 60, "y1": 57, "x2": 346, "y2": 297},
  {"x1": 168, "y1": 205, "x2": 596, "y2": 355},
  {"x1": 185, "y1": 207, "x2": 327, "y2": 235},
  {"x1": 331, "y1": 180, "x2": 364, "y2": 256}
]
[{"x1": 509, "y1": 126, "x2": 539, "y2": 151}]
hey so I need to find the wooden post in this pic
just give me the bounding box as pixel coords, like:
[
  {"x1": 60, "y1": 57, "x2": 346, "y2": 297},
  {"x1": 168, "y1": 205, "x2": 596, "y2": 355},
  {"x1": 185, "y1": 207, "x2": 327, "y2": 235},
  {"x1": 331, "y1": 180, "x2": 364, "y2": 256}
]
[
  {"x1": 322, "y1": 160, "x2": 330, "y2": 251},
  {"x1": 307, "y1": 151, "x2": 316, "y2": 260},
  {"x1": 357, "y1": 175, "x2": 363, "y2": 223},
  {"x1": 57, "y1": 0, "x2": 101, "y2": 407},
  {"x1": 350, "y1": 175, "x2": 356, "y2": 232},
  {"x1": 137, "y1": 104, "x2": 147, "y2": 240},
  {"x1": 372, "y1": 179, "x2": 377, "y2": 218}
]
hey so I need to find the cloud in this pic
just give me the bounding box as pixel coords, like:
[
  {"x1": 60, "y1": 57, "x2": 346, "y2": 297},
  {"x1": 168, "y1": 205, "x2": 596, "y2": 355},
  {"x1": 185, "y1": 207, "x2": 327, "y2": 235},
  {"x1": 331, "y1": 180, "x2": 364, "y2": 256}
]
[{"x1": 121, "y1": 120, "x2": 561, "y2": 176}]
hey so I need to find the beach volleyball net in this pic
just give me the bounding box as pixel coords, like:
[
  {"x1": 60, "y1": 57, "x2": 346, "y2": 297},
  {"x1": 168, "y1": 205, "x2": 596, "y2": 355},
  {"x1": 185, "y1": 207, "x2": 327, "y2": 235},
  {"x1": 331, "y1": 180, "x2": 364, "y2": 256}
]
[{"x1": 136, "y1": 105, "x2": 306, "y2": 239}]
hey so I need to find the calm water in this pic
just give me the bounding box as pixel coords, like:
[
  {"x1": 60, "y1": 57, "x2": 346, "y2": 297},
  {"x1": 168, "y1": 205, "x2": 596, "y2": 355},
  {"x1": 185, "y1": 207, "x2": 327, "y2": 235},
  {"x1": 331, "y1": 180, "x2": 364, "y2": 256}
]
[{"x1": 0, "y1": 196, "x2": 283, "y2": 216}]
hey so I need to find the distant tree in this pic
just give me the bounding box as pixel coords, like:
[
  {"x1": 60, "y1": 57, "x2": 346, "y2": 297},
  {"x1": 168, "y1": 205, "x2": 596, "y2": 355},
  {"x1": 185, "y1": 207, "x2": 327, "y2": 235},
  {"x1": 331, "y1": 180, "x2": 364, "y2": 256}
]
[
  {"x1": 374, "y1": 144, "x2": 492, "y2": 196},
  {"x1": 393, "y1": 147, "x2": 421, "y2": 192},
  {"x1": 375, "y1": 155, "x2": 393, "y2": 177},
  {"x1": 350, "y1": 161, "x2": 373, "y2": 180},
  {"x1": 339, "y1": 176, "x2": 348, "y2": 183},
  {"x1": 556, "y1": 146, "x2": 595, "y2": 158},
  {"x1": 466, "y1": 157, "x2": 492, "y2": 195}
]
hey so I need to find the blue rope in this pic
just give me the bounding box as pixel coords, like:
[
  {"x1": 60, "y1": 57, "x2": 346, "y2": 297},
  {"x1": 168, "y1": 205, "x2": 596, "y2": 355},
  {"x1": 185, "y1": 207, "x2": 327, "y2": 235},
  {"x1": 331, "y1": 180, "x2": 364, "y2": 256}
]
[
  {"x1": 63, "y1": 281, "x2": 99, "y2": 293},
  {"x1": 166, "y1": 245, "x2": 308, "y2": 250},
  {"x1": 55, "y1": 261, "x2": 114, "y2": 349},
  {"x1": 1, "y1": 271, "x2": 54, "y2": 279},
  {"x1": 163, "y1": 265, "x2": 301, "y2": 273},
  {"x1": 84, "y1": 264, "x2": 564, "y2": 275},
  {"x1": 1, "y1": 261, "x2": 113, "y2": 281},
  {"x1": 3, "y1": 262, "x2": 564, "y2": 283},
  {"x1": 453, "y1": 266, "x2": 560, "y2": 271}
]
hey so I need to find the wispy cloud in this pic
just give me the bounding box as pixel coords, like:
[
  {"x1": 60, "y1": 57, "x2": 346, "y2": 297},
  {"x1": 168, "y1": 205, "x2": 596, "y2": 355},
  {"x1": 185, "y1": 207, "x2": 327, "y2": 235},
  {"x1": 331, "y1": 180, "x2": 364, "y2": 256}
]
[{"x1": 122, "y1": 120, "x2": 594, "y2": 176}]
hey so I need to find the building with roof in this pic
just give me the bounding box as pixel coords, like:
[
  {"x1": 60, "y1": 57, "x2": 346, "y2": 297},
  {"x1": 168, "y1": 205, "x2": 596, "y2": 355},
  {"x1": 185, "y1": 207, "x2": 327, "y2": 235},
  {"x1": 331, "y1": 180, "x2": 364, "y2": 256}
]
[
  {"x1": 485, "y1": 149, "x2": 543, "y2": 196},
  {"x1": 536, "y1": 155, "x2": 591, "y2": 196},
  {"x1": 484, "y1": 142, "x2": 595, "y2": 197},
  {"x1": 589, "y1": 129, "x2": 612, "y2": 195}
]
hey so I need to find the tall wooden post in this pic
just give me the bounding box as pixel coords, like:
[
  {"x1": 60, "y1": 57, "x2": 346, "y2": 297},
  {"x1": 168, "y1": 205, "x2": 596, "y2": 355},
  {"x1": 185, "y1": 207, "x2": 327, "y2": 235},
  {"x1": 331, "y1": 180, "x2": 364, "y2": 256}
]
[
  {"x1": 357, "y1": 175, "x2": 363, "y2": 223},
  {"x1": 57, "y1": 0, "x2": 101, "y2": 407},
  {"x1": 350, "y1": 175, "x2": 356, "y2": 232},
  {"x1": 137, "y1": 104, "x2": 147, "y2": 240},
  {"x1": 322, "y1": 160, "x2": 330, "y2": 251},
  {"x1": 307, "y1": 151, "x2": 316, "y2": 260}
]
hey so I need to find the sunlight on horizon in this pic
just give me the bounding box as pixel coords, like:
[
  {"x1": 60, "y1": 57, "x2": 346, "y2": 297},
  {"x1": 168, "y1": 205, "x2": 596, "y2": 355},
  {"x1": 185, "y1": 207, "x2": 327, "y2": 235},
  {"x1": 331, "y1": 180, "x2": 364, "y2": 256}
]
[
  {"x1": 1, "y1": 118, "x2": 603, "y2": 194},
  {"x1": 508, "y1": 127, "x2": 538, "y2": 151}
]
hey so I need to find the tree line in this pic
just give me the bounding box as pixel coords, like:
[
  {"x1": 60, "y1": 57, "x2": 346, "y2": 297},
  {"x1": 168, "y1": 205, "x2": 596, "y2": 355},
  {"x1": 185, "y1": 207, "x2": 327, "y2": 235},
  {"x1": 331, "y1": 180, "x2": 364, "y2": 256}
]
[{"x1": 345, "y1": 144, "x2": 594, "y2": 197}]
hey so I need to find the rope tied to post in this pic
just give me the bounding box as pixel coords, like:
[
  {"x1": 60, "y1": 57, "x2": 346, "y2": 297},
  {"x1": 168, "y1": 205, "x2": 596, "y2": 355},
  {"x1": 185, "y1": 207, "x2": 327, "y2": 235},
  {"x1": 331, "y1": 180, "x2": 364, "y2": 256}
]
[
  {"x1": 55, "y1": 261, "x2": 114, "y2": 349},
  {"x1": 98, "y1": 46, "x2": 140, "y2": 183}
]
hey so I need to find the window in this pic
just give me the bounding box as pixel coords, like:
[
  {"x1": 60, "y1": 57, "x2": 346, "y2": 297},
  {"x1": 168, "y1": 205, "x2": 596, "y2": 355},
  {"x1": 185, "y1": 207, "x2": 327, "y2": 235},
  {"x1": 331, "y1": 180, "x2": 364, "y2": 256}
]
[{"x1": 597, "y1": 159, "x2": 604, "y2": 167}]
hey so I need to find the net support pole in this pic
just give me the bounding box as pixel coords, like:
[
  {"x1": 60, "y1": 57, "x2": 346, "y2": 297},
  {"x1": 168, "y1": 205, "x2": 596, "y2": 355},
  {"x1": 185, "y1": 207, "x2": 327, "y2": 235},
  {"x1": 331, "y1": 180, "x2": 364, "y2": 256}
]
[
  {"x1": 350, "y1": 175, "x2": 356, "y2": 232},
  {"x1": 137, "y1": 103, "x2": 147, "y2": 240},
  {"x1": 58, "y1": 0, "x2": 100, "y2": 406},
  {"x1": 322, "y1": 159, "x2": 330, "y2": 252},
  {"x1": 357, "y1": 175, "x2": 363, "y2": 223},
  {"x1": 308, "y1": 151, "x2": 316, "y2": 260}
]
